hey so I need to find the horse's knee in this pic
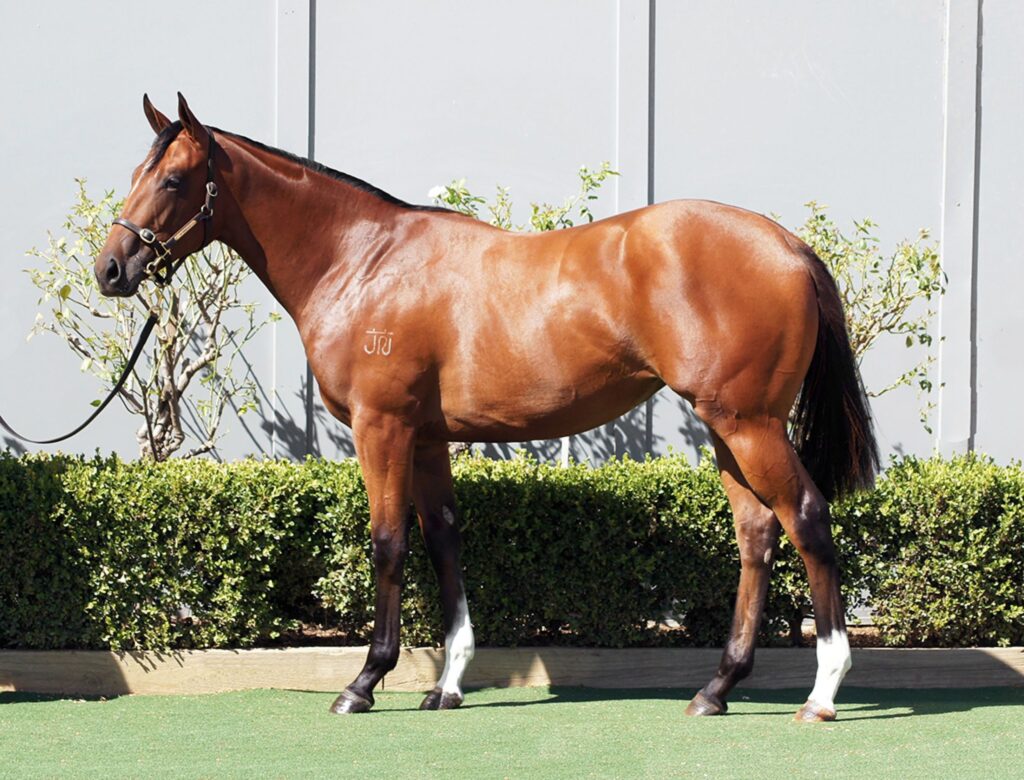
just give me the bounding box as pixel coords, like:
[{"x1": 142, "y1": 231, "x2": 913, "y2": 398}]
[{"x1": 371, "y1": 525, "x2": 410, "y2": 572}]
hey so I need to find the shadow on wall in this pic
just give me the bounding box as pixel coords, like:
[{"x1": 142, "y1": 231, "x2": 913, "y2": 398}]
[
  {"x1": 252, "y1": 372, "x2": 356, "y2": 460},
  {"x1": 479, "y1": 439, "x2": 563, "y2": 462},
  {"x1": 572, "y1": 405, "x2": 650, "y2": 464},
  {"x1": 309, "y1": 385, "x2": 356, "y2": 459},
  {"x1": 237, "y1": 366, "x2": 717, "y2": 466},
  {"x1": 2, "y1": 438, "x2": 26, "y2": 455},
  {"x1": 675, "y1": 398, "x2": 712, "y2": 456},
  {"x1": 572, "y1": 395, "x2": 713, "y2": 465}
]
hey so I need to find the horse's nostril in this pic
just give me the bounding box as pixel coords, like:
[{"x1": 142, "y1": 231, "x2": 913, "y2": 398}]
[{"x1": 105, "y1": 257, "x2": 121, "y2": 284}]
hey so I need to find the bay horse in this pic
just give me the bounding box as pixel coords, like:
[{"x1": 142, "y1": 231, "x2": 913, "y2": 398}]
[{"x1": 95, "y1": 94, "x2": 878, "y2": 722}]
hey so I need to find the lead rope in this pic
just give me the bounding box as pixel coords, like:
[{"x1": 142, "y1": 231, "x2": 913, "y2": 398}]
[{"x1": 0, "y1": 313, "x2": 158, "y2": 445}]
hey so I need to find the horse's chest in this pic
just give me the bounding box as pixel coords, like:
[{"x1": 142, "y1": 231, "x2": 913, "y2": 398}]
[{"x1": 304, "y1": 320, "x2": 434, "y2": 427}]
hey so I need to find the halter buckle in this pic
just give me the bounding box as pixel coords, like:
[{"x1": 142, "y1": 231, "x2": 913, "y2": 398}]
[
  {"x1": 146, "y1": 258, "x2": 172, "y2": 287},
  {"x1": 200, "y1": 182, "x2": 218, "y2": 218},
  {"x1": 139, "y1": 228, "x2": 157, "y2": 245}
]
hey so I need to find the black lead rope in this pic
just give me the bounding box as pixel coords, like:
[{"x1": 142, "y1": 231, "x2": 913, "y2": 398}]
[{"x1": 0, "y1": 313, "x2": 158, "y2": 445}]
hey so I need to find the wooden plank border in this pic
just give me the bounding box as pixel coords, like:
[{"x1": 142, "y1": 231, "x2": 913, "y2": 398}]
[{"x1": 1, "y1": 646, "x2": 1022, "y2": 697}]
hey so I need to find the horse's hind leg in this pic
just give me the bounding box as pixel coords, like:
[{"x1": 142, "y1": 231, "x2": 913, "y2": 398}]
[
  {"x1": 686, "y1": 434, "x2": 781, "y2": 716},
  {"x1": 696, "y1": 408, "x2": 851, "y2": 722},
  {"x1": 411, "y1": 442, "x2": 475, "y2": 710}
]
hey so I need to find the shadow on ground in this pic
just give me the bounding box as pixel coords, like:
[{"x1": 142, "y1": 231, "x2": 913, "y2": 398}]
[
  {"x1": 0, "y1": 692, "x2": 124, "y2": 704},
  {"x1": 459, "y1": 685, "x2": 1024, "y2": 721}
]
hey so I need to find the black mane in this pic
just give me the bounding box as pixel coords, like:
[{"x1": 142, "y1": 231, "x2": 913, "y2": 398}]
[{"x1": 146, "y1": 122, "x2": 452, "y2": 214}]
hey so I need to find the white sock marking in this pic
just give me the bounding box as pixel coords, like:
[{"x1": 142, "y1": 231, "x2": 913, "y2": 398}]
[
  {"x1": 807, "y1": 629, "x2": 852, "y2": 711},
  {"x1": 437, "y1": 593, "x2": 474, "y2": 695}
]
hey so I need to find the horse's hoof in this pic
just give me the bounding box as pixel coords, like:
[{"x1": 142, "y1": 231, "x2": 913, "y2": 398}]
[
  {"x1": 684, "y1": 691, "x2": 728, "y2": 716},
  {"x1": 419, "y1": 687, "x2": 464, "y2": 710},
  {"x1": 794, "y1": 700, "x2": 836, "y2": 723},
  {"x1": 329, "y1": 689, "x2": 374, "y2": 715}
]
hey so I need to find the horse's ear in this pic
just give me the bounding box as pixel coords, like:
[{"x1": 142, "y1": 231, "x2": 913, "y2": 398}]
[
  {"x1": 177, "y1": 92, "x2": 209, "y2": 148},
  {"x1": 142, "y1": 93, "x2": 171, "y2": 135}
]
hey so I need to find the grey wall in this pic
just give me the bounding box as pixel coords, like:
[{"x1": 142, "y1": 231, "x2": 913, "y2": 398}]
[{"x1": 0, "y1": 1, "x2": 1016, "y2": 464}]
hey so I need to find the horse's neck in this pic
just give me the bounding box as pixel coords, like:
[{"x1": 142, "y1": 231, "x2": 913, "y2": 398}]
[{"x1": 216, "y1": 136, "x2": 398, "y2": 327}]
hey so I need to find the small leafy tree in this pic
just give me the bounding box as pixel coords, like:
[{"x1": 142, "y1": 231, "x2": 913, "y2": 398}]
[
  {"x1": 26, "y1": 180, "x2": 277, "y2": 460},
  {"x1": 430, "y1": 162, "x2": 618, "y2": 231},
  {"x1": 796, "y1": 202, "x2": 944, "y2": 431}
]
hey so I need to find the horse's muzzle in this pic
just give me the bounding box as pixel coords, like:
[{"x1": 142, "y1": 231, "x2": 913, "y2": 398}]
[{"x1": 95, "y1": 255, "x2": 142, "y2": 297}]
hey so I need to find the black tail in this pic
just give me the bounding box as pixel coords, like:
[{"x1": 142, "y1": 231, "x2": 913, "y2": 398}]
[{"x1": 791, "y1": 248, "x2": 880, "y2": 502}]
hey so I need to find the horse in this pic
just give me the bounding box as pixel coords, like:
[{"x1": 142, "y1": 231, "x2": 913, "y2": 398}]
[{"x1": 95, "y1": 93, "x2": 878, "y2": 722}]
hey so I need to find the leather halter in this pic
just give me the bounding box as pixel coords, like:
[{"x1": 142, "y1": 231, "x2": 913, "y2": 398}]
[{"x1": 112, "y1": 131, "x2": 219, "y2": 286}]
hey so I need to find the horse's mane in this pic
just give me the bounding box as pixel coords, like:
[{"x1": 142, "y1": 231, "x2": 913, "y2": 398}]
[{"x1": 146, "y1": 121, "x2": 452, "y2": 214}]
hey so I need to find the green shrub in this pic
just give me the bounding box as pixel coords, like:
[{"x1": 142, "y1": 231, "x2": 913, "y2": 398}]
[
  {"x1": 854, "y1": 455, "x2": 1024, "y2": 647},
  {"x1": 0, "y1": 451, "x2": 1020, "y2": 650},
  {"x1": 0, "y1": 453, "x2": 329, "y2": 649}
]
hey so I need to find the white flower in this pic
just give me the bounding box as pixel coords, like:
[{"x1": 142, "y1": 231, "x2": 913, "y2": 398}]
[{"x1": 427, "y1": 185, "x2": 446, "y2": 200}]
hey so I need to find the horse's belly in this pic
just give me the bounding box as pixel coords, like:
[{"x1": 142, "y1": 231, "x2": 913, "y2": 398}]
[{"x1": 436, "y1": 370, "x2": 663, "y2": 442}]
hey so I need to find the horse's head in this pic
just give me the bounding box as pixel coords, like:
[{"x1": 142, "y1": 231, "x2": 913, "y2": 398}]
[{"x1": 95, "y1": 93, "x2": 217, "y2": 296}]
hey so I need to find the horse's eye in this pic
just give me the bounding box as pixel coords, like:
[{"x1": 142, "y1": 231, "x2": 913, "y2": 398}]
[{"x1": 164, "y1": 175, "x2": 182, "y2": 191}]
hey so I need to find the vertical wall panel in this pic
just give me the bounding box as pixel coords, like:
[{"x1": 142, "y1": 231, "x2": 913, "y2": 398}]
[
  {"x1": 937, "y1": 0, "x2": 982, "y2": 457},
  {"x1": 271, "y1": 0, "x2": 318, "y2": 459},
  {"x1": 974, "y1": 1, "x2": 1024, "y2": 462},
  {"x1": 573, "y1": 0, "x2": 653, "y2": 465}
]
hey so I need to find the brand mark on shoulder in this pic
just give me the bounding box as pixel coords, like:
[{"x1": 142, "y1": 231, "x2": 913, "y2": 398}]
[{"x1": 363, "y1": 329, "x2": 393, "y2": 356}]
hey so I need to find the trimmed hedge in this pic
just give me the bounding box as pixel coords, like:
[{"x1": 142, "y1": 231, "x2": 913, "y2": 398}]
[
  {"x1": 0, "y1": 451, "x2": 1021, "y2": 650},
  {"x1": 853, "y1": 456, "x2": 1024, "y2": 647}
]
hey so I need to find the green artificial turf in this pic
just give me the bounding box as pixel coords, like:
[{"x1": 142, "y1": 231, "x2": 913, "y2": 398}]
[{"x1": 0, "y1": 686, "x2": 1021, "y2": 779}]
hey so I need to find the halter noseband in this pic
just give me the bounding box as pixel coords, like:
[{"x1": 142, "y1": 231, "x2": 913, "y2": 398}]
[{"x1": 112, "y1": 131, "x2": 219, "y2": 286}]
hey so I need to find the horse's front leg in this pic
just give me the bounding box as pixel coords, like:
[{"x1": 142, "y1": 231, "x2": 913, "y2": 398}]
[
  {"x1": 330, "y1": 415, "x2": 416, "y2": 715},
  {"x1": 412, "y1": 441, "x2": 475, "y2": 710}
]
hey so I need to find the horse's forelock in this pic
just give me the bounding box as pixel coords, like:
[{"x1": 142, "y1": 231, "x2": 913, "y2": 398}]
[{"x1": 144, "y1": 121, "x2": 184, "y2": 172}]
